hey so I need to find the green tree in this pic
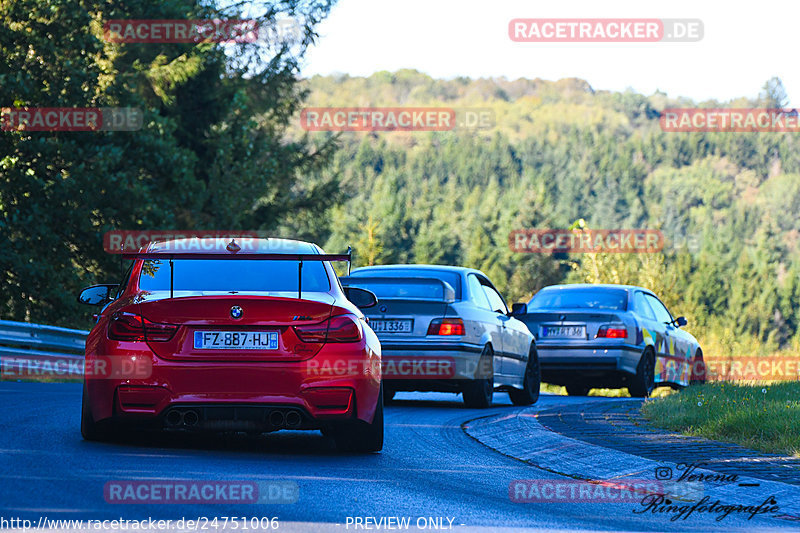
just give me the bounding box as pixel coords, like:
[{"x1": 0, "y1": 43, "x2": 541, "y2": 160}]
[{"x1": 0, "y1": 0, "x2": 336, "y2": 327}]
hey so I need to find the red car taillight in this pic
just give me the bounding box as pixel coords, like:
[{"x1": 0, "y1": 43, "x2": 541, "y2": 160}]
[
  {"x1": 294, "y1": 315, "x2": 362, "y2": 343},
  {"x1": 596, "y1": 324, "x2": 627, "y2": 339},
  {"x1": 108, "y1": 312, "x2": 178, "y2": 342},
  {"x1": 427, "y1": 318, "x2": 465, "y2": 336}
]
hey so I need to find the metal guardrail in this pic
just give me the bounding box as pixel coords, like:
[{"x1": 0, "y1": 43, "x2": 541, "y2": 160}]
[{"x1": 0, "y1": 320, "x2": 88, "y2": 378}]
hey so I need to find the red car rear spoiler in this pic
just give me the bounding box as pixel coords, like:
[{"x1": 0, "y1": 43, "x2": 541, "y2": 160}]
[{"x1": 122, "y1": 245, "x2": 352, "y2": 299}]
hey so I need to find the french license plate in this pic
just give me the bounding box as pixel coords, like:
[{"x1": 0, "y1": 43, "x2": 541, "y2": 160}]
[
  {"x1": 540, "y1": 325, "x2": 586, "y2": 339},
  {"x1": 193, "y1": 331, "x2": 279, "y2": 350},
  {"x1": 370, "y1": 319, "x2": 413, "y2": 333}
]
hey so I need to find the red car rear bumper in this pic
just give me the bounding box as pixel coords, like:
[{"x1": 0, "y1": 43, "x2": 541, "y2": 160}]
[{"x1": 85, "y1": 340, "x2": 381, "y2": 428}]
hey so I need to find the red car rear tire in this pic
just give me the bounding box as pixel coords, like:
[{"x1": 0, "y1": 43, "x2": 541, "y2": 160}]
[
  {"x1": 80, "y1": 382, "x2": 119, "y2": 442},
  {"x1": 333, "y1": 385, "x2": 384, "y2": 453}
]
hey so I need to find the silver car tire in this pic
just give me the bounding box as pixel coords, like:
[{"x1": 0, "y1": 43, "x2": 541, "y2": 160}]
[{"x1": 463, "y1": 345, "x2": 494, "y2": 408}]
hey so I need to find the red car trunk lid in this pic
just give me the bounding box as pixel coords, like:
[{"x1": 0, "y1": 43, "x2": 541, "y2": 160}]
[{"x1": 136, "y1": 294, "x2": 335, "y2": 361}]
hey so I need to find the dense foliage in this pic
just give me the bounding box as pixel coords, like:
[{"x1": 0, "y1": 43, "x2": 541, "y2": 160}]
[
  {"x1": 1, "y1": 0, "x2": 337, "y2": 328},
  {"x1": 297, "y1": 70, "x2": 800, "y2": 356},
  {"x1": 3, "y1": 3, "x2": 798, "y2": 361}
]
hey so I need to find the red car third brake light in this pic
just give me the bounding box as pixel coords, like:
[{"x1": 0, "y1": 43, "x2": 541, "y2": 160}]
[
  {"x1": 108, "y1": 311, "x2": 178, "y2": 342},
  {"x1": 427, "y1": 318, "x2": 465, "y2": 336},
  {"x1": 294, "y1": 314, "x2": 362, "y2": 343},
  {"x1": 596, "y1": 324, "x2": 628, "y2": 339}
]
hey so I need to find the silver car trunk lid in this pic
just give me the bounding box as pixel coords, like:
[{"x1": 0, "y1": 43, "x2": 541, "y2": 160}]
[{"x1": 340, "y1": 277, "x2": 456, "y2": 338}]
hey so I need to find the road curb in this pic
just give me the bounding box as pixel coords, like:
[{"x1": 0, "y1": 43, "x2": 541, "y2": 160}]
[{"x1": 462, "y1": 400, "x2": 800, "y2": 520}]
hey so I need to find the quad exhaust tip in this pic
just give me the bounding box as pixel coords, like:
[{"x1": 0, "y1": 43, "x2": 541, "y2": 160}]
[
  {"x1": 285, "y1": 410, "x2": 302, "y2": 428},
  {"x1": 269, "y1": 409, "x2": 302, "y2": 428},
  {"x1": 165, "y1": 410, "x2": 183, "y2": 427},
  {"x1": 269, "y1": 410, "x2": 286, "y2": 427},
  {"x1": 165, "y1": 408, "x2": 303, "y2": 429},
  {"x1": 183, "y1": 410, "x2": 199, "y2": 426},
  {"x1": 165, "y1": 409, "x2": 199, "y2": 427}
]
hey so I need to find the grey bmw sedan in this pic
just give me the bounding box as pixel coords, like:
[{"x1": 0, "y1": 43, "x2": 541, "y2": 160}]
[
  {"x1": 341, "y1": 265, "x2": 539, "y2": 408},
  {"x1": 511, "y1": 284, "x2": 704, "y2": 397}
]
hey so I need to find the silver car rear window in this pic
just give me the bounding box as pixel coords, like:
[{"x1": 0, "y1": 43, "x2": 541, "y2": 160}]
[
  {"x1": 350, "y1": 269, "x2": 462, "y2": 299},
  {"x1": 529, "y1": 288, "x2": 628, "y2": 311},
  {"x1": 344, "y1": 278, "x2": 452, "y2": 300}
]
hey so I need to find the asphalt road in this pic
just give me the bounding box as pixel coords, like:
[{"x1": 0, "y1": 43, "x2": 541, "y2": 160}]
[{"x1": 0, "y1": 382, "x2": 794, "y2": 532}]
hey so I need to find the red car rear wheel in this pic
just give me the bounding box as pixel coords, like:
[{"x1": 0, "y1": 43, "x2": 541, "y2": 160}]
[{"x1": 333, "y1": 384, "x2": 384, "y2": 452}]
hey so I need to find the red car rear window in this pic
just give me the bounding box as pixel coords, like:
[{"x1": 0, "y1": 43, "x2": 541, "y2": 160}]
[{"x1": 138, "y1": 259, "x2": 331, "y2": 293}]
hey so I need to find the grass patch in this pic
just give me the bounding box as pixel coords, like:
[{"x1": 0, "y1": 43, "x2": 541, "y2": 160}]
[
  {"x1": 541, "y1": 383, "x2": 566, "y2": 395},
  {"x1": 641, "y1": 382, "x2": 800, "y2": 457},
  {"x1": 541, "y1": 383, "x2": 675, "y2": 398}
]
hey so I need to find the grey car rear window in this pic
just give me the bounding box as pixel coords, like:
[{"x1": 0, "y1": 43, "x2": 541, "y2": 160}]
[
  {"x1": 528, "y1": 288, "x2": 628, "y2": 311},
  {"x1": 350, "y1": 269, "x2": 462, "y2": 299}
]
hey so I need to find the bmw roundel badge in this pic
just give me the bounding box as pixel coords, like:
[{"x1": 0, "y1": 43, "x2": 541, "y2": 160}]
[{"x1": 230, "y1": 306, "x2": 243, "y2": 319}]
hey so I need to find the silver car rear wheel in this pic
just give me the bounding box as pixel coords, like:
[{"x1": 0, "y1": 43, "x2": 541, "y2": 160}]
[{"x1": 463, "y1": 345, "x2": 494, "y2": 408}]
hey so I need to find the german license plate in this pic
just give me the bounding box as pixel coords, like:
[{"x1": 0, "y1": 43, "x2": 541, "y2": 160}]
[
  {"x1": 370, "y1": 319, "x2": 413, "y2": 333},
  {"x1": 540, "y1": 325, "x2": 586, "y2": 339},
  {"x1": 193, "y1": 331, "x2": 279, "y2": 350}
]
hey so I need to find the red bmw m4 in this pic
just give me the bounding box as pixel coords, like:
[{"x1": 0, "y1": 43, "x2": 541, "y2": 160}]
[{"x1": 78, "y1": 238, "x2": 383, "y2": 452}]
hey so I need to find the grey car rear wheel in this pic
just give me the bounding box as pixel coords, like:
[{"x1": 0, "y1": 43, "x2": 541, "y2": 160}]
[
  {"x1": 509, "y1": 345, "x2": 540, "y2": 406},
  {"x1": 463, "y1": 345, "x2": 494, "y2": 408},
  {"x1": 629, "y1": 349, "x2": 656, "y2": 397}
]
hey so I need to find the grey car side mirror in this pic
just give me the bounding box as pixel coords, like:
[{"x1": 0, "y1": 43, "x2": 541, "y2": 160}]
[{"x1": 510, "y1": 303, "x2": 527, "y2": 316}]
